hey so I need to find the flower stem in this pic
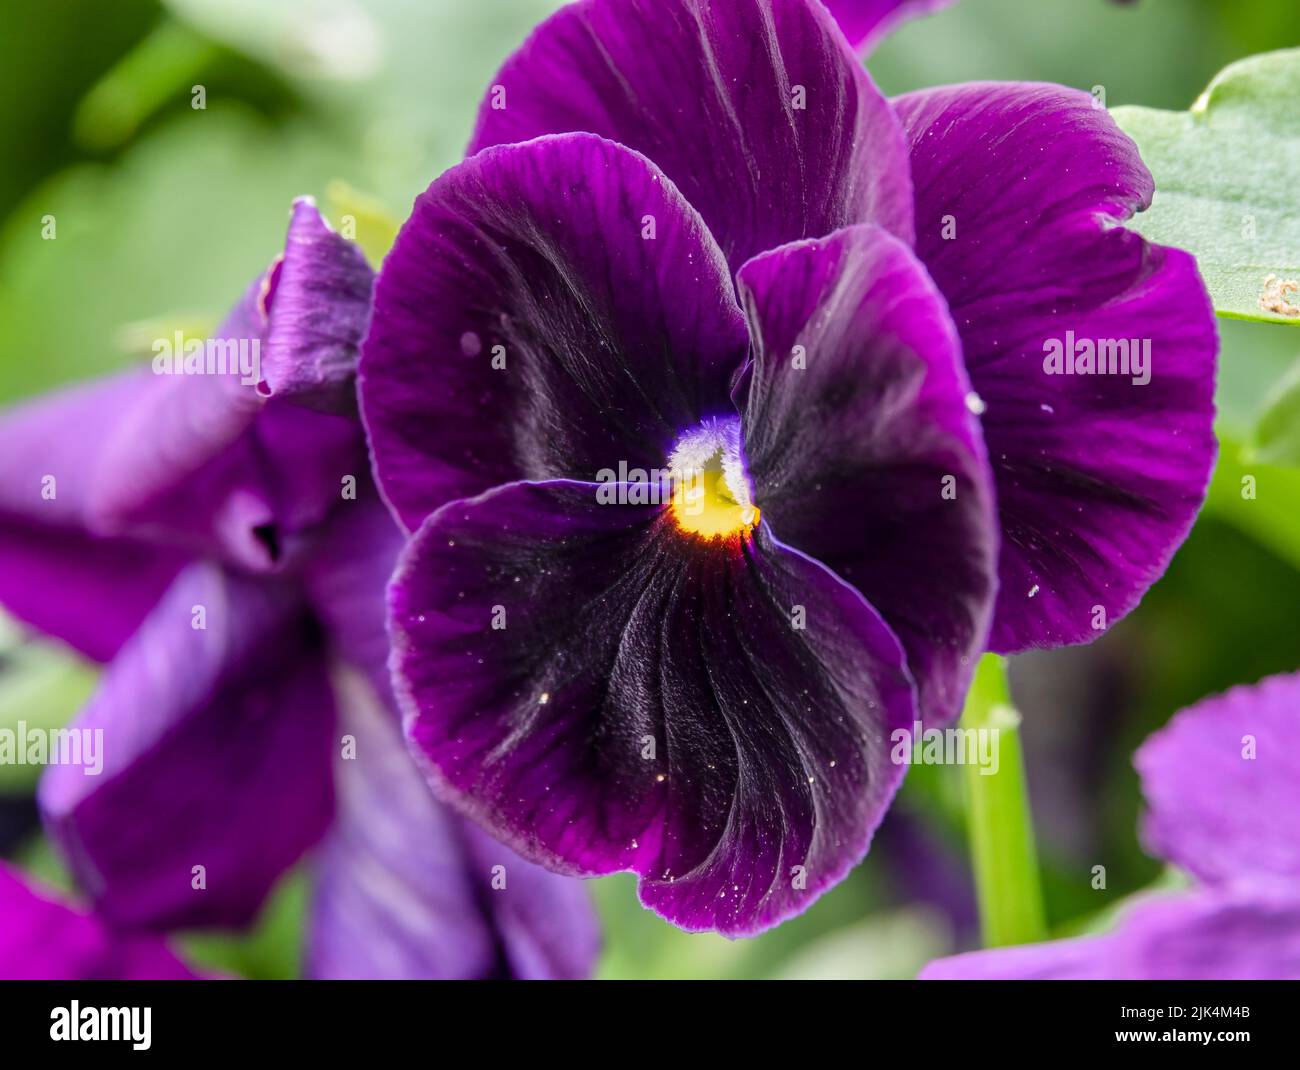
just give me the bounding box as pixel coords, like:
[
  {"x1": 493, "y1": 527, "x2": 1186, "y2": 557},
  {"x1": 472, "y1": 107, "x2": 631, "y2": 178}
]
[{"x1": 960, "y1": 653, "x2": 1047, "y2": 947}]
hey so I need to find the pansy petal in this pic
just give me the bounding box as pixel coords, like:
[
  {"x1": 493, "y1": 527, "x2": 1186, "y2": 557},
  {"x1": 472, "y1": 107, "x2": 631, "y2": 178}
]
[
  {"x1": 894, "y1": 83, "x2": 1218, "y2": 653},
  {"x1": 737, "y1": 224, "x2": 997, "y2": 724},
  {"x1": 307, "y1": 670, "x2": 598, "y2": 979},
  {"x1": 360, "y1": 133, "x2": 748, "y2": 530},
  {"x1": 922, "y1": 887, "x2": 1300, "y2": 980},
  {"x1": 0, "y1": 374, "x2": 191, "y2": 659},
  {"x1": 1136, "y1": 672, "x2": 1300, "y2": 886},
  {"x1": 391, "y1": 479, "x2": 915, "y2": 936},
  {"x1": 85, "y1": 199, "x2": 366, "y2": 570},
  {"x1": 468, "y1": 0, "x2": 913, "y2": 274},
  {"x1": 259, "y1": 197, "x2": 375, "y2": 413},
  {"x1": 0, "y1": 864, "x2": 196, "y2": 980},
  {"x1": 301, "y1": 489, "x2": 406, "y2": 706},
  {"x1": 39, "y1": 562, "x2": 335, "y2": 930},
  {"x1": 459, "y1": 820, "x2": 601, "y2": 979},
  {"x1": 822, "y1": 0, "x2": 956, "y2": 52}
]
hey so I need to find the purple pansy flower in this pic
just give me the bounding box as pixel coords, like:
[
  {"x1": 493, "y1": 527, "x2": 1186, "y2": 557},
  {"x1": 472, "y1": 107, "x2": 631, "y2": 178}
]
[
  {"x1": 358, "y1": 0, "x2": 1216, "y2": 935},
  {"x1": 924, "y1": 672, "x2": 1300, "y2": 979},
  {"x1": 0, "y1": 200, "x2": 597, "y2": 979},
  {"x1": 0, "y1": 863, "x2": 197, "y2": 980}
]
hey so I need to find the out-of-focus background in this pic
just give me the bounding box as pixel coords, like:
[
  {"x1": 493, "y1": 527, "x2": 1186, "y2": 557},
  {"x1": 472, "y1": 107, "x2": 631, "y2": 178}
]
[{"x1": 1, "y1": 0, "x2": 1297, "y2": 979}]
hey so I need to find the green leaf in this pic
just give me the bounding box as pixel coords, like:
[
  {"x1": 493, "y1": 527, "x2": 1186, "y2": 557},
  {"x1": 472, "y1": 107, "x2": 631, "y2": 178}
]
[
  {"x1": 1203, "y1": 435, "x2": 1300, "y2": 572},
  {"x1": 1111, "y1": 49, "x2": 1300, "y2": 326},
  {"x1": 1248, "y1": 355, "x2": 1300, "y2": 466}
]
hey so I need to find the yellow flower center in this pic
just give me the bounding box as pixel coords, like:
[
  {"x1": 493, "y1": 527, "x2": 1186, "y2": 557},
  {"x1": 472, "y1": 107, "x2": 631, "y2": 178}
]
[{"x1": 667, "y1": 418, "x2": 759, "y2": 540}]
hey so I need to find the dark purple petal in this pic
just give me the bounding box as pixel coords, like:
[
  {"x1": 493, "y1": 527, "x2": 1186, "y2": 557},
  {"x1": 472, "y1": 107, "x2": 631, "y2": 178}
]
[
  {"x1": 1136, "y1": 672, "x2": 1300, "y2": 886},
  {"x1": 390, "y1": 479, "x2": 915, "y2": 936},
  {"x1": 922, "y1": 887, "x2": 1300, "y2": 980},
  {"x1": 39, "y1": 562, "x2": 335, "y2": 931},
  {"x1": 467, "y1": 0, "x2": 913, "y2": 275},
  {"x1": 307, "y1": 671, "x2": 599, "y2": 979},
  {"x1": 0, "y1": 864, "x2": 196, "y2": 980},
  {"x1": 737, "y1": 225, "x2": 997, "y2": 724},
  {"x1": 259, "y1": 197, "x2": 375, "y2": 413},
  {"x1": 822, "y1": 0, "x2": 956, "y2": 52},
  {"x1": 894, "y1": 83, "x2": 1218, "y2": 653},
  {"x1": 360, "y1": 133, "x2": 748, "y2": 530}
]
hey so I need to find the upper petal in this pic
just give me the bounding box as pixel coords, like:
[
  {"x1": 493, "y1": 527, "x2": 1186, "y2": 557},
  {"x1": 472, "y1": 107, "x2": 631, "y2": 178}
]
[
  {"x1": 737, "y1": 224, "x2": 997, "y2": 724},
  {"x1": 894, "y1": 83, "x2": 1218, "y2": 653},
  {"x1": 390, "y1": 479, "x2": 915, "y2": 936},
  {"x1": 1136, "y1": 672, "x2": 1300, "y2": 886},
  {"x1": 306, "y1": 669, "x2": 599, "y2": 979},
  {"x1": 467, "y1": 0, "x2": 913, "y2": 275},
  {"x1": 39, "y1": 562, "x2": 336, "y2": 930},
  {"x1": 359, "y1": 133, "x2": 748, "y2": 531},
  {"x1": 0, "y1": 864, "x2": 196, "y2": 980},
  {"x1": 258, "y1": 197, "x2": 375, "y2": 413}
]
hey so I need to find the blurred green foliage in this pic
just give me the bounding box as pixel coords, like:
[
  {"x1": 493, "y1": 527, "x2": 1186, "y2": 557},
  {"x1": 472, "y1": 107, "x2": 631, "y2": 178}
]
[{"x1": 0, "y1": 0, "x2": 1298, "y2": 980}]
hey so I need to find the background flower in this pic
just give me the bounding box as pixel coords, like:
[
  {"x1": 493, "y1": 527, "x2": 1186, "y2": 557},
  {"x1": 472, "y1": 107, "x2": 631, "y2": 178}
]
[{"x1": 923, "y1": 673, "x2": 1300, "y2": 979}]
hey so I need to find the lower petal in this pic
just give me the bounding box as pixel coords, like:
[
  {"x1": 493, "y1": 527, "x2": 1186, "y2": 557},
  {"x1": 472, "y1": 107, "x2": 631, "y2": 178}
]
[{"x1": 391, "y1": 479, "x2": 915, "y2": 936}]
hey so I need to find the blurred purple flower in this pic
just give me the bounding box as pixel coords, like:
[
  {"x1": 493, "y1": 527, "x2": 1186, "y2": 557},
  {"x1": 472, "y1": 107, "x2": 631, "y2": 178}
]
[
  {"x1": 0, "y1": 200, "x2": 598, "y2": 979},
  {"x1": 358, "y1": 0, "x2": 1215, "y2": 935},
  {"x1": 0, "y1": 863, "x2": 197, "y2": 980},
  {"x1": 924, "y1": 672, "x2": 1300, "y2": 979}
]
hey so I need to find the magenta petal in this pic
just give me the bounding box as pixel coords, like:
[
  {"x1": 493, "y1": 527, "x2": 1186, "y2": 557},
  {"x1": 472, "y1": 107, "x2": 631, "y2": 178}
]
[
  {"x1": 894, "y1": 83, "x2": 1218, "y2": 653},
  {"x1": 308, "y1": 671, "x2": 598, "y2": 979},
  {"x1": 922, "y1": 887, "x2": 1300, "y2": 980},
  {"x1": 360, "y1": 133, "x2": 748, "y2": 530},
  {"x1": 468, "y1": 0, "x2": 913, "y2": 274},
  {"x1": 1136, "y1": 672, "x2": 1300, "y2": 887},
  {"x1": 737, "y1": 224, "x2": 997, "y2": 724},
  {"x1": 0, "y1": 864, "x2": 196, "y2": 980},
  {"x1": 39, "y1": 563, "x2": 335, "y2": 930},
  {"x1": 391, "y1": 480, "x2": 915, "y2": 936},
  {"x1": 822, "y1": 0, "x2": 956, "y2": 52}
]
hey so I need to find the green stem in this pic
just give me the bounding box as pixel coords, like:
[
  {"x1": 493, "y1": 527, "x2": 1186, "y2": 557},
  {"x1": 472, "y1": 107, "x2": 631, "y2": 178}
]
[{"x1": 961, "y1": 653, "x2": 1047, "y2": 947}]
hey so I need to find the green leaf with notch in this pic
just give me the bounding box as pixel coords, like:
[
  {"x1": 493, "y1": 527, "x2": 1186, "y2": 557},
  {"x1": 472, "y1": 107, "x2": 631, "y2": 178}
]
[{"x1": 1112, "y1": 49, "x2": 1300, "y2": 326}]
